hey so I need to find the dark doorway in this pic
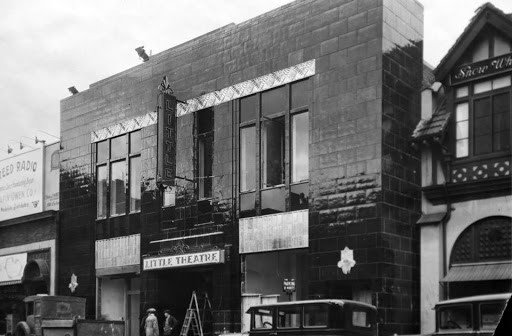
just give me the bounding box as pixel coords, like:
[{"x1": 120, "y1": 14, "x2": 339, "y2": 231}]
[{"x1": 159, "y1": 269, "x2": 213, "y2": 336}]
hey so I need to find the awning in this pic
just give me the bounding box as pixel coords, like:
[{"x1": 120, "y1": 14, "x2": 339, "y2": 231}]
[
  {"x1": 441, "y1": 262, "x2": 512, "y2": 282},
  {"x1": 416, "y1": 212, "x2": 446, "y2": 225}
]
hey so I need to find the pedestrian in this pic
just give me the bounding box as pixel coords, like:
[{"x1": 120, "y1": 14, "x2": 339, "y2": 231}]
[
  {"x1": 144, "y1": 308, "x2": 159, "y2": 336},
  {"x1": 163, "y1": 309, "x2": 178, "y2": 336}
]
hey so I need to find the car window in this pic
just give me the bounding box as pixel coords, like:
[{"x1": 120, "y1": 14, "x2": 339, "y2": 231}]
[
  {"x1": 304, "y1": 304, "x2": 328, "y2": 327},
  {"x1": 351, "y1": 309, "x2": 373, "y2": 328},
  {"x1": 253, "y1": 308, "x2": 274, "y2": 330},
  {"x1": 480, "y1": 302, "x2": 506, "y2": 330},
  {"x1": 439, "y1": 304, "x2": 472, "y2": 331},
  {"x1": 277, "y1": 306, "x2": 301, "y2": 329}
]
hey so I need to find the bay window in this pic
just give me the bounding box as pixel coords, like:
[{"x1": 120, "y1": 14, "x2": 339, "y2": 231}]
[
  {"x1": 454, "y1": 75, "x2": 511, "y2": 159},
  {"x1": 238, "y1": 78, "x2": 311, "y2": 217}
]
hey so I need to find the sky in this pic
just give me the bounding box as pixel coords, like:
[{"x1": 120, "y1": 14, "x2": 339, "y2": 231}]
[{"x1": 0, "y1": 0, "x2": 511, "y2": 160}]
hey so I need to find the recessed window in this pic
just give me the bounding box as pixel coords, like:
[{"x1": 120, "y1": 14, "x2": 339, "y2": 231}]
[
  {"x1": 95, "y1": 130, "x2": 142, "y2": 219},
  {"x1": 240, "y1": 127, "x2": 256, "y2": 192},
  {"x1": 262, "y1": 116, "x2": 285, "y2": 188}
]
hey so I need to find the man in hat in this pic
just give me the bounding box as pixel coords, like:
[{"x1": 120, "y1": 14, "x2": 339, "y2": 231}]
[{"x1": 144, "y1": 308, "x2": 159, "y2": 336}]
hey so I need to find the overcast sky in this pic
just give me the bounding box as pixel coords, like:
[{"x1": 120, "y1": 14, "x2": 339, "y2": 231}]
[{"x1": 1, "y1": 0, "x2": 511, "y2": 160}]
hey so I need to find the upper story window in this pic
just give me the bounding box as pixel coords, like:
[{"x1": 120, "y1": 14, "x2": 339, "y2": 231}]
[
  {"x1": 454, "y1": 75, "x2": 511, "y2": 159},
  {"x1": 238, "y1": 79, "x2": 311, "y2": 217},
  {"x1": 96, "y1": 130, "x2": 141, "y2": 219},
  {"x1": 196, "y1": 108, "x2": 214, "y2": 199}
]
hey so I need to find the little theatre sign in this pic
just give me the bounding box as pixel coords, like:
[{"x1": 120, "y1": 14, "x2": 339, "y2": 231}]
[{"x1": 143, "y1": 250, "x2": 225, "y2": 271}]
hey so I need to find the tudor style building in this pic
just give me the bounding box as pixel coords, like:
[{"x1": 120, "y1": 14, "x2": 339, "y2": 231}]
[
  {"x1": 413, "y1": 3, "x2": 512, "y2": 334},
  {"x1": 59, "y1": 0, "x2": 424, "y2": 335}
]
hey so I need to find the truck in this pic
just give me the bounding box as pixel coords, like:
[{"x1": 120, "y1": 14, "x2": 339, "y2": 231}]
[{"x1": 12, "y1": 295, "x2": 125, "y2": 336}]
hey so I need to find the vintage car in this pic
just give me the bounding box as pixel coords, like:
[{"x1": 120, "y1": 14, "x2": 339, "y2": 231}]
[
  {"x1": 14, "y1": 295, "x2": 124, "y2": 336},
  {"x1": 432, "y1": 293, "x2": 510, "y2": 336},
  {"x1": 246, "y1": 299, "x2": 377, "y2": 336}
]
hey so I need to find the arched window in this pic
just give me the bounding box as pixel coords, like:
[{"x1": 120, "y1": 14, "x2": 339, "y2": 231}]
[{"x1": 450, "y1": 216, "x2": 511, "y2": 265}]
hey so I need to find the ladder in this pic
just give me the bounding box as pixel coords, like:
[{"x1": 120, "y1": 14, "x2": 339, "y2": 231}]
[{"x1": 180, "y1": 291, "x2": 211, "y2": 336}]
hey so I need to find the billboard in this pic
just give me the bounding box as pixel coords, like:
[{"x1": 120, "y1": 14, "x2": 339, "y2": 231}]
[
  {"x1": 44, "y1": 142, "x2": 60, "y2": 211},
  {"x1": 0, "y1": 148, "x2": 43, "y2": 221}
]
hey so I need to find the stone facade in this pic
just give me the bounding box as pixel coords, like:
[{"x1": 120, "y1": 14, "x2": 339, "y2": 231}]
[{"x1": 59, "y1": 0, "x2": 423, "y2": 334}]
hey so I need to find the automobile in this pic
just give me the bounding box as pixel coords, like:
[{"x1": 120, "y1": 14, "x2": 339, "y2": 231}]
[
  {"x1": 246, "y1": 299, "x2": 377, "y2": 336},
  {"x1": 432, "y1": 293, "x2": 511, "y2": 336}
]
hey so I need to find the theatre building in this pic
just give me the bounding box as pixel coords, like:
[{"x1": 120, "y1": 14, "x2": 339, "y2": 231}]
[
  {"x1": 412, "y1": 3, "x2": 512, "y2": 334},
  {"x1": 0, "y1": 142, "x2": 60, "y2": 335},
  {"x1": 59, "y1": 0, "x2": 423, "y2": 335}
]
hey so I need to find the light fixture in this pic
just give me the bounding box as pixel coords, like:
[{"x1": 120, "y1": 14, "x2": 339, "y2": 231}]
[
  {"x1": 135, "y1": 46, "x2": 149, "y2": 62},
  {"x1": 7, "y1": 145, "x2": 13, "y2": 154},
  {"x1": 35, "y1": 136, "x2": 46, "y2": 145},
  {"x1": 68, "y1": 86, "x2": 79, "y2": 95}
]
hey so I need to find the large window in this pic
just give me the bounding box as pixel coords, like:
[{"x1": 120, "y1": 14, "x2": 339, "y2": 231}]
[
  {"x1": 454, "y1": 75, "x2": 511, "y2": 159},
  {"x1": 96, "y1": 130, "x2": 141, "y2": 218},
  {"x1": 196, "y1": 109, "x2": 214, "y2": 199},
  {"x1": 238, "y1": 79, "x2": 311, "y2": 218}
]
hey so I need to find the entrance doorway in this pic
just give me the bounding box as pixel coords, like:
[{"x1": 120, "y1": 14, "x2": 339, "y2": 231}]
[{"x1": 159, "y1": 269, "x2": 213, "y2": 336}]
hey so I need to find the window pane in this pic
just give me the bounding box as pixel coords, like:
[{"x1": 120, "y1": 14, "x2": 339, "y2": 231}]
[
  {"x1": 472, "y1": 38, "x2": 489, "y2": 62},
  {"x1": 493, "y1": 92, "x2": 510, "y2": 115},
  {"x1": 494, "y1": 131, "x2": 511, "y2": 152},
  {"x1": 130, "y1": 130, "x2": 141, "y2": 154},
  {"x1": 455, "y1": 86, "x2": 468, "y2": 98},
  {"x1": 130, "y1": 156, "x2": 141, "y2": 212},
  {"x1": 277, "y1": 307, "x2": 301, "y2": 329},
  {"x1": 253, "y1": 308, "x2": 273, "y2": 330},
  {"x1": 304, "y1": 304, "x2": 328, "y2": 327},
  {"x1": 438, "y1": 305, "x2": 472, "y2": 331},
  {"x1": 481, "y1": 302, "x2": 507, "y2": 330},
  {"x1": 111, "y1": 134, "x2": 127, "y2": 159},
  {"x1": 474, "y1": 80, "x2": 492, "y2": 94},
  {"x1": 240, "y1": 95, "x2": 257, "y2": 123},
  {"x1": 240, "y1": 127, "x2": 256, "y2": 191},
  {"x1": 474, "y1": 135, "x2": 492, "y2": 155},
  {"x1": 492, "y1": 76, "x2": 511, "y2": 90},
  {"x1": 240, "y1": 192, "x2": 256, "y2": 218},
  {"x1": 291, "y1": 182, "x2": 309, "y2": 211},
  {"x1": 262, "y1": 86, "x2": 287, "y2": 117},
  {"x1": 291, "y1": 79, "x2": 311, "y2": 109},
  {"x1": 456, "y1": 121, "x2": 469, "y2": 139},
  {"x1": 456, "y1": 139, "x2": 469, "y2": 158},
  {"x1": 261, "y1": 186, "x2": 286, "y2": 215},
  {"x1": 97, "y1": 165, "x2": 107, "y2": 218},
  {"x1": 474, "y1": 116, "x2": 491, "y2": 136},
  {"x1": 292, "y1": 112, "x2": 309, "y2": 182},
  {"x1": 97, "y1": 140, "x2": 109, "y2": 163},
  {"x1": 110, "y1": 160, "x2": 126, "y2": 216},
  {"x1": 474, "y1": 97, "x2": 490, "y2": 118},
  {"x1": 456, "y1": 103, "x2": 468, "y2": 121},
  {"x1": 262, "y1": 117, "x2": 285, "y2": 187}
]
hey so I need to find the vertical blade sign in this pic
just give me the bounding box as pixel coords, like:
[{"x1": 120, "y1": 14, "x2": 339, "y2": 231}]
[{"x1": 157, "y1": 77, "x2": 177, "y2": 187}]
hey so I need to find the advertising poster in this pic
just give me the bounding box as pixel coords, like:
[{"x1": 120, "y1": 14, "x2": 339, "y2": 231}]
[
  {"x1": 44, "y1": 142, "x2": 60, "y2": 211},
  {"x1": 0, "y1": 253, "x2": 27, "y2": 283},
  {"x1": 0, "y1": 148, "x2": 43, "y2": 221}
]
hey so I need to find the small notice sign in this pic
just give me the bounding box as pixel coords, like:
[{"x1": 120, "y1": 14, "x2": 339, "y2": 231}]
[{"x1": 283, "y1": 278, "x2": 296, "y2": 294}]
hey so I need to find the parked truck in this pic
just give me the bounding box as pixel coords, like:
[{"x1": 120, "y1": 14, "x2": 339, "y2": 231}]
[{"x1": 13, "y1": 295, "x2": 124, "y2": 336}]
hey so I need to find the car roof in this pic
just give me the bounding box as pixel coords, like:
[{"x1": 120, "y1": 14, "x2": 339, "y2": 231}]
[
  {"x1": 246, "y1": 299, "x2": 376, "y2": 313},
  {"x1": 435, "y1": 293, "x2": 511, "y2": 307}
]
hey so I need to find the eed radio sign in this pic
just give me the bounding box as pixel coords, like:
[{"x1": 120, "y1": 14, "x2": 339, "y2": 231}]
[{"x1": 0, "y1": 149, "x2": 43, "y2": 221}]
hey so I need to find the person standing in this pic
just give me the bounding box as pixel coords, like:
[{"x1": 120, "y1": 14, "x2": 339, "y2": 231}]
[
  {"x1": 163, "y1": 309, "x2": 178, "y2": 336},
  {"x1": 144, "y1": 308, "x2": 159, "y2": 336}
]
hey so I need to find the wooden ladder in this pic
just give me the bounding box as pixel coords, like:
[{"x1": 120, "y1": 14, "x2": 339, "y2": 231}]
[{"x1": 180, "y1": 291, "x2": 205, "y2": 336}]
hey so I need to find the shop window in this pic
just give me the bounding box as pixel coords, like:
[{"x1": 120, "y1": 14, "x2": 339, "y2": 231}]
[
  {"x1": 196, "y1": 109, "x2": 213, "y2": 199},
  {"x1": 95, "y1": 130, "x2": 141, "y2": 218},
  {"x1": 238, "y1": 79, "x2": 311, "y2": 218},
  {"x1": 454, "y1": 75, "x2": 511, "y2": 159}
]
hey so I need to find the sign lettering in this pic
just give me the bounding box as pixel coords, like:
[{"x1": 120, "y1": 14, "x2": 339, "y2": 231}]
[
  {"x1": 451, "y1": 52, "x2": 512, "y2": 84},
  {"x1": 143, "y1": 250, "x2": 225, "y2": 271}
]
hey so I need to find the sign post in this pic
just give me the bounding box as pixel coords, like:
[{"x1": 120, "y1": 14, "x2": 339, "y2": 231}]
[{"x1": 283, "y1": 278, "x2": 296, "y2": 301}]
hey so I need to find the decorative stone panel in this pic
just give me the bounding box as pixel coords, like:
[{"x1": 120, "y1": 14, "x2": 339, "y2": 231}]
[
  {"x1": 239, "y1": 210, "x2": 308, "y2": 254},
  {"x1": 95, "y1": 234, "x2": 140, "y2": 270},
  {"x1": 451, "y1": 157, "x2": 510, "y2": 183}
]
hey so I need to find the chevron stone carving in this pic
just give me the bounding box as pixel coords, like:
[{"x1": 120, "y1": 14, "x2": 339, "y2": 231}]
[
  {"x1": 176, "y1": 59, "x2": 316, "y2": 116},
  {"x1": 91, "y1": 112, "x2": 157, "y2": 143},
  {"x1": 91, "y1": 59, "x2": 315, "y2": 142}
]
